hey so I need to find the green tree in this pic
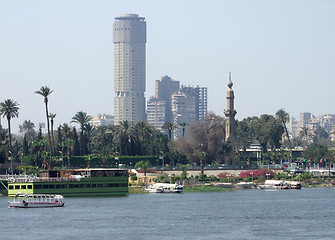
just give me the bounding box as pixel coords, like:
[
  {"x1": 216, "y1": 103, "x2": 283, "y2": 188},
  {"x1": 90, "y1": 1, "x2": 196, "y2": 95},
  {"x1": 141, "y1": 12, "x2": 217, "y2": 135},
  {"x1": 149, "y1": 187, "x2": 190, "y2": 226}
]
[
  {"x1": 35, "y1": 86, "x2": 54, "y2": 155},
  {"x1": 162, "y1": 122, "x2": 177, "y2": 140},
  {"x1": 19, "y1": 120, "x2": 36, "y2": 140},
  {"x1": 49, "y1": 113, "x2": 57, "y2": 155},
  {"x1": 0, "y1": 99, "x2": 19, "y2": 152},
  {"x1": 303, "y1": 143, "x2": 328, "y2": 164},
  {"x1": 115, "y1": 120, "x2": 137, "y2": 155},
  {"x1": 135, "y1": 160, "x2": 150, "y2": 176},
  {"x1": 71, "y1": 111, "x2": 92, "y2": 155},
  {"x1": 275, "y1": 108, "x2": 292, "y2": 150},
  {"x1": 235, "y1": 118, "x2": 253, "y2": 164},
  {"x1": 71, "y1": 111, "x2": 93, "y2": 134}
]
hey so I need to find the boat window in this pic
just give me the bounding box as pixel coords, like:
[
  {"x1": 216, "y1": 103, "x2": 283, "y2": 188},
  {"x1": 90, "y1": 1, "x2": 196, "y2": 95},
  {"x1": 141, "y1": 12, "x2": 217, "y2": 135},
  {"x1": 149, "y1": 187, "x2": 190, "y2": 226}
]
[
  {"x1": 34, "y1": 185, "x2": 42, "y2": 189},
  {"x1": 79, "y1": 184, "x2": 85, "y2": 188},
  {"x1": 28, "y1": 185, "x2": 32, "y2": 189},
  {"x1": 21, "y1": 185, "x2": 27, "y2": 189},
  {"x1": 108, "y1": 184, "x2": 114, "y2": 187},
  {"x1": 43, "y1": 185, "x2": 49, "y2": 189},
  {"x1": 97, "y1": 184, "x2": 102, "y2": 188},
  {"x1": 91, "y1": 184, "x2": 97, "y2": 188},
  {"x1": 15, "y1": 185, "x2": 20, "y2": 189},
  {"x1": 49, "y1": 185, "x2": 55, "y2": 188},
  {"x1": 8, "y1": 185, "x2": 13, "y2": 189}
]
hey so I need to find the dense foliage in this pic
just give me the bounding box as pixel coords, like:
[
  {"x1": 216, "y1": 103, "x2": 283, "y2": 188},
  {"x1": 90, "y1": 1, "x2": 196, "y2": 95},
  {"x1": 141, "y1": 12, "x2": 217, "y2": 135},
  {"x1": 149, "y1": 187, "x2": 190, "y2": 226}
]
[{"x1": 1, "y1": 89, "x2": 335, "y2": 172}]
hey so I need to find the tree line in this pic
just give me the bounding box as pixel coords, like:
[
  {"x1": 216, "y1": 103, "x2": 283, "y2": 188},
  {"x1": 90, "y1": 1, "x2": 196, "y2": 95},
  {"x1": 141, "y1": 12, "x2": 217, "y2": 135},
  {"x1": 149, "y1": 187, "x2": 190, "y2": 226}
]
[{"x1": 1, "y1": 86, "x2": 334, "y2": 171}]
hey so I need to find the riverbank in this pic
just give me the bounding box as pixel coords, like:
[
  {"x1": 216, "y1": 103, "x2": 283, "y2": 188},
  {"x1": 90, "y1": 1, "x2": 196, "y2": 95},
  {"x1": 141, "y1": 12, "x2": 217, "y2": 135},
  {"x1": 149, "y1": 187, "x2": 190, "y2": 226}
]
[{"x1": 129, "y1": 180, "x2": 334, "y2": 194}]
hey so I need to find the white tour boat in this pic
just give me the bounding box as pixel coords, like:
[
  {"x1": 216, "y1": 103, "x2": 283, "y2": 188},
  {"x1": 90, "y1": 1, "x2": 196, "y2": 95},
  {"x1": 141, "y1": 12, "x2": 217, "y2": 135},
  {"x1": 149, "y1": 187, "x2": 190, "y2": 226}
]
[
  {"x1": 258, "y1": 180, "x2": 301, "y2": 190},
  {"x1": 145, "y1": 183, "x2": 184, "y2": 193},
  {"x1": 8, "y1": 193, "x2": 65, "y2": 208}
]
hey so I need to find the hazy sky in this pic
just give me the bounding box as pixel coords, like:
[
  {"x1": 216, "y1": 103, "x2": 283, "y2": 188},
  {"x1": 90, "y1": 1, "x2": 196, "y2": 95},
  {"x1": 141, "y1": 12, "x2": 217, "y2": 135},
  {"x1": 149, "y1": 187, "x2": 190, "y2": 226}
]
[{"x1": 1, "y1": 0, "x2": 334, "y2": 133}]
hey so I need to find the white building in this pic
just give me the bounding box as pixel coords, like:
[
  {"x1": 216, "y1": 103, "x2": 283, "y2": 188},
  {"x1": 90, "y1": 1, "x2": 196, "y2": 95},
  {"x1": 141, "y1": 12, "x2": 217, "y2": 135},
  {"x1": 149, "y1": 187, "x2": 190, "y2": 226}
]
[
  {"x1": 89, "y1": 114, "x2": 114, "y2": 127},
  {"x1": 147, "y1": 98, "x2": 166, "y2": 130},
  {"x1": 113, "y1": 14, "x2": 146, "y2": 124}
]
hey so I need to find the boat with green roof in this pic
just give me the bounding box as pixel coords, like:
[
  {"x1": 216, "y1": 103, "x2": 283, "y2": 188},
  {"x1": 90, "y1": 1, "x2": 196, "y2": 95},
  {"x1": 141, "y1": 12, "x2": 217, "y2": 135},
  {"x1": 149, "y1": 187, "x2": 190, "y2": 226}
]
[{"x1": 6, "y1": 168, "x2": 128, "y2": 197}]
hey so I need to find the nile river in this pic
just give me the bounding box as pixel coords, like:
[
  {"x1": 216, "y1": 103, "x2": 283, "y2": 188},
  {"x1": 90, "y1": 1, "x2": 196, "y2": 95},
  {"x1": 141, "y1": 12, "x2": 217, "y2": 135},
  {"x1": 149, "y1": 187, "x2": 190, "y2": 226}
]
[{"x1": 1, "y1": 187, "x2": 334, "y2": 240}]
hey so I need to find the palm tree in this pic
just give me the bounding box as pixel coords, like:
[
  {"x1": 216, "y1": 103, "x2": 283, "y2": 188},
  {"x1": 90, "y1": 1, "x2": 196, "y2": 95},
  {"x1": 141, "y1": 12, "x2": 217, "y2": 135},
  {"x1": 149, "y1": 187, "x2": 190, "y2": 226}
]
[
  {"x1": 71, "y1": 111, "x2": 92, "y2": 134},
  {"x1": 161, "y1": 122, "x2": 177, "y2": 139},
  {"x1": 275, "y1": 109, "x2": 292, "y2": 149},
  {"x1": 114, "y1": 120, "x2": 135, "y2": 155},
  {"x1": 49, "y1": 113, "x2": 57, "y2": 155},
  {"x1": 71, "y1": 111, "x2": 92, "y2": 155},
  {"x1": 35, "y1": 86, "x2": 54, "y2": 155},
  {"x1": 179, "y1": 122, "x2": 187, "y2": 137},
  {"x1": 84, "y1": 123, "x2": 94, "y2": 153},
  {"x1": 0, "y1": 99, "x2": 19, "y2": 152}
]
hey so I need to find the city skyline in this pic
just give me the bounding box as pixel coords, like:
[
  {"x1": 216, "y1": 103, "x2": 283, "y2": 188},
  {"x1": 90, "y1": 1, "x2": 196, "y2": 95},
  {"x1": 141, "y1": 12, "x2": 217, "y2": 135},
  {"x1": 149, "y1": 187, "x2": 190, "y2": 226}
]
[{"x1": 1, "y1": 1, "x2": 334, "y2": 133}]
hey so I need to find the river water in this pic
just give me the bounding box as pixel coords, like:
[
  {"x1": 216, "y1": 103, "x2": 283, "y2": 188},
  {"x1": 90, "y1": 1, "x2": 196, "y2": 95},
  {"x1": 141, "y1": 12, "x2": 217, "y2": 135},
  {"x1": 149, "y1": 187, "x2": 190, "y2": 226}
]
[{"x1": 1, "y1": 187, "x2": 334, "y2": 240}]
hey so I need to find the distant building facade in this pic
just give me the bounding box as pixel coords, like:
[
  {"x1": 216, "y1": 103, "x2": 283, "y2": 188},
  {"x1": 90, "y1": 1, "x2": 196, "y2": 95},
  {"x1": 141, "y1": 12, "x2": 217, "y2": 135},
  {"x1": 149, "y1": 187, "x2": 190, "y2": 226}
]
[
  {"x1": 146, "y1": 75, "x2": 207, "y2": 138},
  {"x1": 113, "y1": 14, "x2": 146, "y2": 124},
  {"x1": 180, "y1": 85, "x2": 207, "y2": 121},
  {"x1": 146, "y1": 98, "x2": 166, "y2": 130},
  {"x1": 89, "y1": 114, "x2": 114, "y2": 127},
  {"x1": 155, "y1": 75, "x2": 180, "y2": 122},
  {"x1": 171, "y1": 91, "x2": 196, "y2": 138},
  {"x1": 287, "y1": 112, "x2": 335, "y2": 141}
]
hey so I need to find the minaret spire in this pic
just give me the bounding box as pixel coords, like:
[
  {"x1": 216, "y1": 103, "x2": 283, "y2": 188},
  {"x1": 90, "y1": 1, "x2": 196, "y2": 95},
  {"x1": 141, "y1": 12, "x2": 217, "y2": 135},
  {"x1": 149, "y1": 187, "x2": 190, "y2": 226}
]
[{"x1": 224, "y1": 72, "x2": 237, "y2": 165}]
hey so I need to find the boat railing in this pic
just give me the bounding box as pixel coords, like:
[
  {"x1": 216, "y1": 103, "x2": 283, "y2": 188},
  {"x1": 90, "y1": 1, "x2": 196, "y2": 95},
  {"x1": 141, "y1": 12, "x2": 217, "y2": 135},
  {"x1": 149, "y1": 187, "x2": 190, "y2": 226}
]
[{"x1": 8, "y1": 177, "x2": 83, "y2": 183}]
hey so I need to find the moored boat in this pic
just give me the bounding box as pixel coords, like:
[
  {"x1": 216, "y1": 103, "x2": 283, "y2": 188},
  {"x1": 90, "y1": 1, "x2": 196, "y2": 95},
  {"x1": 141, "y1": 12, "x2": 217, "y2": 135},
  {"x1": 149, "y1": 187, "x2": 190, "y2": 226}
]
[
  {"x1": 145, "y1": 183, "x2": 184, "y2": 193},
  {"x1": 258, "y1": 180, "x2": 301, "y2": 190},
  {"x1": 7, "y1": 168, "x2": 128, "y2": 197},
  {"x1": 8, "y1": 193, "x2": 65, "y2": 208}
]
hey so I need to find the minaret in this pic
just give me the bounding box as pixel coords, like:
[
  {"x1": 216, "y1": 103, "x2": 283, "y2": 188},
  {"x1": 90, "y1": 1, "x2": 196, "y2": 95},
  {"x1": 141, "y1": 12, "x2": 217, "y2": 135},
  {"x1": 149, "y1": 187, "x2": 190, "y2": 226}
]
[{"x1": 224, "y1": 72, "x2": 237, "y2": 165}]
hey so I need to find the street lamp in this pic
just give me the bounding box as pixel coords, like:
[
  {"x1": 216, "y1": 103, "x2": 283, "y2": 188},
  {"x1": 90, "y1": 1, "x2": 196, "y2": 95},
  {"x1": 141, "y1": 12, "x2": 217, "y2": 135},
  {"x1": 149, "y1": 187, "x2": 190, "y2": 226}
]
[
  {"x1": 266, "y1": 173, "x2": 270, "y2": 180},
  {"x1": 251, "y1": 172, "x2": 254, "y2": 182}
]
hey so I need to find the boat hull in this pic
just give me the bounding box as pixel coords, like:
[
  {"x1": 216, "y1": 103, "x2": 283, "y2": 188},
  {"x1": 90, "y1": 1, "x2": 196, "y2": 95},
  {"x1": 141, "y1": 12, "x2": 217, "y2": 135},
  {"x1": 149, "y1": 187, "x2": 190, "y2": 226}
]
[{"x1": 8, "y1": 202, "x2": 64, "y2": 208}]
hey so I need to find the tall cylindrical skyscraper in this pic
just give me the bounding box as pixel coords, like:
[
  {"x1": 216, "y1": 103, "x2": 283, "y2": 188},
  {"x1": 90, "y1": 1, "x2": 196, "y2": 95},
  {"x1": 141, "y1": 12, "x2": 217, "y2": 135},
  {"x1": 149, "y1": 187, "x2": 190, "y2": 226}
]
[{"x1": 113, "y1": 14, "x2": 146, "y2": 124}]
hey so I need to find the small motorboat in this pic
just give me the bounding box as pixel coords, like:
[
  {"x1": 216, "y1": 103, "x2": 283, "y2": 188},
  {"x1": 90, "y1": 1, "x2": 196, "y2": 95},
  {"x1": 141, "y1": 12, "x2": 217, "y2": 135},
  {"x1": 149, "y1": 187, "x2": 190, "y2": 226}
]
[{"x1": 8, "y1": 193, "x2": 65, "y2": 208}]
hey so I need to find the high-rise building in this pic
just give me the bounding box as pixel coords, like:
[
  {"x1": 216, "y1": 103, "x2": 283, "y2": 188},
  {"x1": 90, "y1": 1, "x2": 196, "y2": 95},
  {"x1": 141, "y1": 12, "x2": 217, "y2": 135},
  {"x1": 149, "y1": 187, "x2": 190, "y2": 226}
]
[
  {"x1": 147, "y1": 97, "x2": 166, "y2": 130},
  {"x1": 113, "y1": 14, "x2": 146, "y2": 124},
  {"x1": 180, "y1": 85, "x2": 207, "y2": 121},
  {"x1": 155, "y1": 75, "x2": 180, "y2": 122},
  {"x1": 171, "y1": 91, "x2": 196, "y2": 138}
]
